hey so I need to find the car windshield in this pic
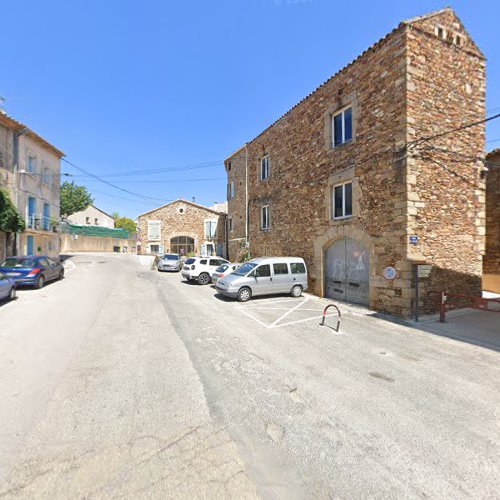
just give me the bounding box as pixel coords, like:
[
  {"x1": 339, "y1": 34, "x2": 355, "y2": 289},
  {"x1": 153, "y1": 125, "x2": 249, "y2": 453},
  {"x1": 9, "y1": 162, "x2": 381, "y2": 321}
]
[
  {"x1": 163, "y1": 254, "x2": 179, "y2": 260},
  {"x1": 1, "y1": 258, "x2": 36, "y2": 268},
  {"x1": 215, "y1": 264, "x2": 229, "y2": 273},
  {"x1": 233, "y1": 262, "x2": 257, "y2": 276},
  {"x1": 185, "y1": 258, "x2": 195, "y2": 265}
]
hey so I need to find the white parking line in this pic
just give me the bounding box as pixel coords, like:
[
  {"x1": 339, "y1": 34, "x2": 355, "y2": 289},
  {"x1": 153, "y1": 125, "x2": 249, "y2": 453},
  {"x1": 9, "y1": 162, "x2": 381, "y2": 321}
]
[
  {"x1": 237, "y1": 307, "x2": 272, "y2": 329},
  {"x1": 270, "y1": 298, "x2": 310, "y2": 327}
]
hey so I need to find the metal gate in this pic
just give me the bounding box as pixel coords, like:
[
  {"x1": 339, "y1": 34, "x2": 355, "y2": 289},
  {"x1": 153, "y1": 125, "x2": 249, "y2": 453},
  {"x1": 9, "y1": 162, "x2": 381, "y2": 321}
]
[{"x1": 324, "y1": 237, "x2": 369, "y2": 305}]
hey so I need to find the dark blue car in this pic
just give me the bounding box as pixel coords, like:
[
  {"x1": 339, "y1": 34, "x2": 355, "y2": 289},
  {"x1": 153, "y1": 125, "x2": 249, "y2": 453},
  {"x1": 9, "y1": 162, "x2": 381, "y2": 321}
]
[{"x1": 0, "y1": 256, "x2": 64, "y2": 289}]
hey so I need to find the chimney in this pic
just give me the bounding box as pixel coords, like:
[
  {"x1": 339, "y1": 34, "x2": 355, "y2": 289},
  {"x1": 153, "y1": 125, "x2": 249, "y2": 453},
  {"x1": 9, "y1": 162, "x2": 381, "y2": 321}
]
[{"x1": 192, "y1": 197, "x2": 196, "y2": 203}]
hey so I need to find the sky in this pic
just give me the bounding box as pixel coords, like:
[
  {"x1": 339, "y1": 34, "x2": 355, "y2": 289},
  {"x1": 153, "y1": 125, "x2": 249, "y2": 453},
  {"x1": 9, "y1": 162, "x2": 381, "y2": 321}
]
[{"x1": 1, "y1": 0, "x2": 499, "y2": 219}]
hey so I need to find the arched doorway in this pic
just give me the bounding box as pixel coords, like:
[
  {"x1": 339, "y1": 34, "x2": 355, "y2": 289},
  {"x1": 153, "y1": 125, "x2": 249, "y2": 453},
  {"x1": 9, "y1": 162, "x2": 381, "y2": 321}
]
[
  {"x1": 324, "y1": 237, "x2": 369, "y2": 305},
  {"x1": 170, "y1": 236, "x2": 194, "y2": 256}
]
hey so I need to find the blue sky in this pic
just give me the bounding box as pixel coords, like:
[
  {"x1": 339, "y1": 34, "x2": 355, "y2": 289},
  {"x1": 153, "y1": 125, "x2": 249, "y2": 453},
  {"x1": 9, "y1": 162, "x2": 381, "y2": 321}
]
[{"x1": 2, "y1": 0, "x2": 499, "y2": 219}]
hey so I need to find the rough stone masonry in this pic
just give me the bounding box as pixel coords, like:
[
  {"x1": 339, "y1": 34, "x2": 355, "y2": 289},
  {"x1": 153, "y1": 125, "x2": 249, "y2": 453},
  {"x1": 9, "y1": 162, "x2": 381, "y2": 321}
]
[{"x1": 225, "y1": 8, "x2": 486, "y2": 317}]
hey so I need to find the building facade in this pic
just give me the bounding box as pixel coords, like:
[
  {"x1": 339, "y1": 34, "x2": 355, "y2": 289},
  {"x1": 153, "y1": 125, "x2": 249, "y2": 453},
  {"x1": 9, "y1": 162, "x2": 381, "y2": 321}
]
[
  {"x1": 0, "y1": 111, "x2": 63, "y2": 259},
  {"x1": 136, "y1": 199, "x2": 227, "y2": 257},
  {"x1": 225, "y1": 8, "x2": 486, "y2": 317},
  {"x1": 68, "y1": 204, "x2": 115, "y2": 228},
  {"x1": 484, "y1": 149, "x2": 500, "y2": 292}
]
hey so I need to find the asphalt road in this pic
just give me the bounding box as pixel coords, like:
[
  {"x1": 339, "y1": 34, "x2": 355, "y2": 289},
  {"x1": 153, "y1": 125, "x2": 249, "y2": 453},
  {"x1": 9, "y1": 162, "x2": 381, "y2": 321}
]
[{"x1": 0, "y1": 253, "x2": 499, "y2": 499}]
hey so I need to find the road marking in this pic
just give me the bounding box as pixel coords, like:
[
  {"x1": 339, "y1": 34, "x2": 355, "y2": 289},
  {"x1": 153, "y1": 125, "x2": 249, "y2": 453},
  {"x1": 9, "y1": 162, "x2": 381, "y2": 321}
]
[
  {"x1": 237, "y1": 307, "x2": 272, "y2": 329},
  {"x1": 272, "y1": 314, "x2": 342, "y2": 332},
  {"x1": 270, "y1": 298, "x2": 310, "y2": 327}
]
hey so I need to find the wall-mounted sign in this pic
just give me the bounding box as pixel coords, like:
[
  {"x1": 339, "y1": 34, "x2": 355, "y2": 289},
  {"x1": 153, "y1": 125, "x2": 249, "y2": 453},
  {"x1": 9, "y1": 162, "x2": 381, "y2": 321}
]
[
  {"x1": 417, "y1": 264, "x2": 433, "y2": 278},
  {"x1": 409, "y1": 235, "x2": 419, "y2": 245},
  {"x1": 383, "y1": 267, "x2": 397, "y2": 280}
]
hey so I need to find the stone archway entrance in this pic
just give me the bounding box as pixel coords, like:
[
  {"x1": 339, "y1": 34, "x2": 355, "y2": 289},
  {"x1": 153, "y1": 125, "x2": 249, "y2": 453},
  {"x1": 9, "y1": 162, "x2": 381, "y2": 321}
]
[{"x1": 324, "y1": 237, "x2": 369, "y2": 305}]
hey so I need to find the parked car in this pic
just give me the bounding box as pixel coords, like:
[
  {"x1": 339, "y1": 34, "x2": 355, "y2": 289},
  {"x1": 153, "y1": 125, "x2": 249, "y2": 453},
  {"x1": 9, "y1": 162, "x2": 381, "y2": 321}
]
[
  {"x1": 182, "y1": 256, "x2": 229, "y2": 285},
  {"x1": 0, "y1": 256, "x2": 64, "y2": 289},
  {"x1": 0, "y1": 271, "x2": 16, "y2": 301},
  {"x1": 211, "y1": 263, "x2": 241, "y2": 284},
  {"x1": 215, "y1": 257, "x2": 308, "y2": 302},
  {"x1": 157, "y1": 253, "x2": 181, "y2": 272}
]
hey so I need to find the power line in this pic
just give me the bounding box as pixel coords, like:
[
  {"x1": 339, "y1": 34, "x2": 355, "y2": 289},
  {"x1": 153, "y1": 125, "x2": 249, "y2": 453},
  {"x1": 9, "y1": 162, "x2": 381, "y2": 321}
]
[
  {"x1": 65, "y1": 160, "x2": 223, "y2": 179},
  {"x1": 61, "y1": 158, "x2": 174, "y2": 204},
  {"x1": 80, "y1": 176, "x2": 226, "y2": 185},
  {"x1": 406, "y1": 112, "x2": 500, "y2": 149}
]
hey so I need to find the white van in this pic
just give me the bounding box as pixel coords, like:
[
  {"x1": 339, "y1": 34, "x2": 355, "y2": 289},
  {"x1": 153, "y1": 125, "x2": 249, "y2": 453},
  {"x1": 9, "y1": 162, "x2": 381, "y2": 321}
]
[{"x1": 215, "y1": 257, "x2": 308, "y2": 302}]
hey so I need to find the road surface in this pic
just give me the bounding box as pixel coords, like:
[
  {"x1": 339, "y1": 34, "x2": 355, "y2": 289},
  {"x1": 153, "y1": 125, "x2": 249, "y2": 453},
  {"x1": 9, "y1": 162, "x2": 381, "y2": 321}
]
[{"x1": 0, "y1": 253, "x2": 499, "y2": 499}]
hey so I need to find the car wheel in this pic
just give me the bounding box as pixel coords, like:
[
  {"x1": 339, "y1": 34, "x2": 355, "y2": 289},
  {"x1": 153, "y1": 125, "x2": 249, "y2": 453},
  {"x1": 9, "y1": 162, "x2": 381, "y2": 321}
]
[
  {"x1": 291, "y1": 285, "x2": 302, "y2": 297},
  {"x1": 36, "y1": 275, "x2": 45, "y2": 289},
  {"x1": 58, "y1": 269, "x2": 65, "y2": 280},
  {"x1": 198, "y1": 273, "x2": 210, "y2": 285},
  {"x1": 9, "y1": 287, "x2": 16, "y2": 300},
  {"x1": 237, "y1": 287, "x2": 252, "y2": 302}
]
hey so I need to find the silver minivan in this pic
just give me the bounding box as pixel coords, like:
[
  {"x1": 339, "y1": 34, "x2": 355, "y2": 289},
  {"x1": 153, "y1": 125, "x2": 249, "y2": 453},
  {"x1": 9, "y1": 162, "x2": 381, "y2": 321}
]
[{"x1": 215, "y1": 257, "x2": 308, "y2": 302}]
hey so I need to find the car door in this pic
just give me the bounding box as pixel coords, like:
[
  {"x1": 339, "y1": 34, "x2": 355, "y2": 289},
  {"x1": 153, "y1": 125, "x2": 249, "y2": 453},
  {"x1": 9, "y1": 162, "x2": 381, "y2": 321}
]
[
  {"x1": 252, "y1": 264, "x2": 273, "y2": 295},
  {"x1": 0, "y1": 272, "x2": 9, "y2": 300},
  {"x1": 46, "y1": 258, "x2": 60, "y2": 280},
  {"x1": 38, "y1": 258, "x2": 52, "y2": 280},
  {"x1": 271, "y1": 263, "x2": 292, "y2": 293}
]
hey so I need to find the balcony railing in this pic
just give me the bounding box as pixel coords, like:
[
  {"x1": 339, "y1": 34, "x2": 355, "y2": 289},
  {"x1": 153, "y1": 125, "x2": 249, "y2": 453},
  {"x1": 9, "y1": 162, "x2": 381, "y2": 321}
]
[{"x1": 26, "y1": 214, "x2": 59, "y2": 232}]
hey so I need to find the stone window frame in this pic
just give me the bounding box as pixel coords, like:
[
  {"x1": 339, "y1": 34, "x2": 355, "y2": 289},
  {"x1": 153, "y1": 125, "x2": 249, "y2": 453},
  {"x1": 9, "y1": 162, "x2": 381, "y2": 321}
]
[
  {"x1": 260, "y1": 155, "x2": 270, "y2": 181},
  {"x1": 324, "y1": 165, "x2": 361, "y2": 223},
  {"x1": 332, "y1": 181, "x2": 353, "y2": 220},
  {"x1": 227, "y1": 216, "x2": 233, "y2": 233},
  {"x1": 435, "y1": 24, "x2": 446, "y2": 40},
  {"x1": 227, "y1": 180, "x2": 235, "y2": 199},
  {"x1": 324, "y1": 92, "x2": 358, "y2": 152},
  {"x1": 260, "y1": 204, "x2": 271, "y2": 231},
  {"x1": 147, "y1": 220, "x2": 161, "y2": 241},
  {"x1": 204, "y1": 218, "x2": 218, "y2": 239},
  {"x1": 42, "y1": 163, "x2": 51, "y2": 186}
]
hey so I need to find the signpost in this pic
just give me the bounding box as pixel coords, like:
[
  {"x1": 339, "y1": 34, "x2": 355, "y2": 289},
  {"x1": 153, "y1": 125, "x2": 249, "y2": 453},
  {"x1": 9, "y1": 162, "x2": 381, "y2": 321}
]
[{"x1": 414, "y1": 264, "x2": 433, "y2": 321}]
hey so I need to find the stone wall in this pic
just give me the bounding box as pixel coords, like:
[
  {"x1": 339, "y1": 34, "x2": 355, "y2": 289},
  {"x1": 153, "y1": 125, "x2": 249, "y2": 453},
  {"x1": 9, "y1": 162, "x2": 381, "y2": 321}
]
[
  {"x1": 136, "y1": 199, "x2": 226, "y2": 257},
  {"x1": 226, "y1": 146, "x2": 248, "y2": 261},
  {"x1": 484, "y1": 151, "x2": 500, "y2": 277},
  {"x1": 225, "y1": 8, "x2": 486, "y2": 316},
  {"x1": 60, "y1": 233, "x2": 136, "y2": 253},
  {"x1": 405, "y1": 10, "x2": 486, "y2": 312}
]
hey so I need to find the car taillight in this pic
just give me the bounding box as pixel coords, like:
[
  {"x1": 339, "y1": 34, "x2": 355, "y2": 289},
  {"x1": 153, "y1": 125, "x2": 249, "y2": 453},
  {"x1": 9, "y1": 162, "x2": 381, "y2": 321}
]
[
  {"x1": 191, "y1": 265, "x2": 195, "y2": 270},
  {"x1": 218, "y1": 274, "x2": 224, "y2": 277},
  {"x1": 27, "y1": 268, "x2": 41, "y2": 276}
]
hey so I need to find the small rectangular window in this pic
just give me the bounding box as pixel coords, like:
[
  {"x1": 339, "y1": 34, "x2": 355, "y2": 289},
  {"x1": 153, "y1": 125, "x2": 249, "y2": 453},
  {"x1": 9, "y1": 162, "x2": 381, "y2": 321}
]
[
  {"x1": 260, "y1": 156, "x2": 269, "y2": 180},
  {"x1": 94, "y1": 218, "x2": 99, "y2": 225},
  {"x1": 227, "y1": 217, "x2": 233, "y2": 232},
  {"x1": 291, "y1": 262, "x2": 306, "y2": 274},
  {"x1": 332, "y1": 107, "x2": 353, "y2": 147},
  {"x1": 333, "y1": 182, "x2": 353, "y2": 219},
  {"x1": 261, "y1": 205, "x2": 270, "y2": 230},
  {"x1": 42, "y1": 166, "x2": 50, "y2": 185},
  {"x1": 204, "y1": 220, "x2": 217, "y2": 238},
  {"x1": 228, "y1": 180, "x2": 235, "y2": 199},
  {"x1": 273, "y1": 263, "x2": 288, "y2": 275},
  {"x1": 27, "y1": 155, "x2": 37, "y2": 173},
  {"x1": 86, "y1": 216, "x2": 90, "y2": 224}
]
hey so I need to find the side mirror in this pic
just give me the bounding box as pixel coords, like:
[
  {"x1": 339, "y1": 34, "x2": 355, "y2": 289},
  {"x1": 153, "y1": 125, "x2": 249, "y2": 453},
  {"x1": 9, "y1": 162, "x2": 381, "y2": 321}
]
[{"x1": 249, "y1": 271, "x2": 256, "y2": 278}]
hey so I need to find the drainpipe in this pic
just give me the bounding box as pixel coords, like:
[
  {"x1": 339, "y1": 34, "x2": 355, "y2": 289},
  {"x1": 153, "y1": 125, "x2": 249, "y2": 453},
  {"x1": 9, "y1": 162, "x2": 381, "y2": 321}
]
[{"x1": 245, "y1": 144, "x2": 249, "y2": 248}]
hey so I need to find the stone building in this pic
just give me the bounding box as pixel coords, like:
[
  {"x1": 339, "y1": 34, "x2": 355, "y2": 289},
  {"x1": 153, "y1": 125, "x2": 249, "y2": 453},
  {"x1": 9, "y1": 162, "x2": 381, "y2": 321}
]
[
  {"x1": 0, "y1": 111, "x2": 63, "y2": 260},
  {"x1": 68, "y1": 204, "x2": 115, "y2": 228},
  {"x1": 484, "y1": 149, "x2": 500, "y2": 292},
  {"x1": 136, "y1": 199, "x2": 227, "y2": 257},
  {"x1": 225, "y1": 8, "x2": 486, "y2": 317}
]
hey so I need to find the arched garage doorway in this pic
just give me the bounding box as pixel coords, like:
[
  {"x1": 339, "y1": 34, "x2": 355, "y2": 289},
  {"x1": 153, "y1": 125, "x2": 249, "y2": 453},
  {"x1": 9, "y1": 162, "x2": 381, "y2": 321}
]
[
  {"x1": 170, "y1": 236, "x2": 194, "y2": 256},
  {"x1": 324, "y1": 237, "x2": 369, "y2": 305}
]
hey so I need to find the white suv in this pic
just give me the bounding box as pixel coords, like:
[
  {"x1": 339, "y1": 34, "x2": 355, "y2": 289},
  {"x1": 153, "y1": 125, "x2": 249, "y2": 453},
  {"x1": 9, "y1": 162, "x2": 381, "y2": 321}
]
[{"x1": 182, "y1": 256, "x2": 229, "y2": 285}]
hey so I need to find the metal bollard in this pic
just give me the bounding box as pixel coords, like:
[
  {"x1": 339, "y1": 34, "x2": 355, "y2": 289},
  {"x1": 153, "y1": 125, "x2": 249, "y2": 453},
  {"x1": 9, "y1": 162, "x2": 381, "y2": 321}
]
[
  {"x1": 439, "y1": 291, "x2": 447, "y2": 323},
  {"x1": 320, "y1": 304, "x2": 341, "y2": 332}
]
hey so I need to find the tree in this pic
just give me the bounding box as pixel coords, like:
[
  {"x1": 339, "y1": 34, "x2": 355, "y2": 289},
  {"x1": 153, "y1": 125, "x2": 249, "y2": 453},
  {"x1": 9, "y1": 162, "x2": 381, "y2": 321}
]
[
  {"x1": 112, "y1": 213, "x2": 136, "y2": 233},
  {"x1": 60, "y1": 181, "x2": 93, "y2": 218},
  {"x1": 0, "y1": 188, "x2": 25, "y2": 233}
]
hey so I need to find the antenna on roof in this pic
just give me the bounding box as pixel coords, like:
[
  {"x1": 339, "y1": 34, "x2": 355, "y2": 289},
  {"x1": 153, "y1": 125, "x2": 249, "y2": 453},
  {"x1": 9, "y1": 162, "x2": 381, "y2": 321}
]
[
  {"x1": 192, "y1": 196, "x2": 196, "y2": 203},
  {"x1": 0, "y1": 96, "x2": 6, "y2": 113}
]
